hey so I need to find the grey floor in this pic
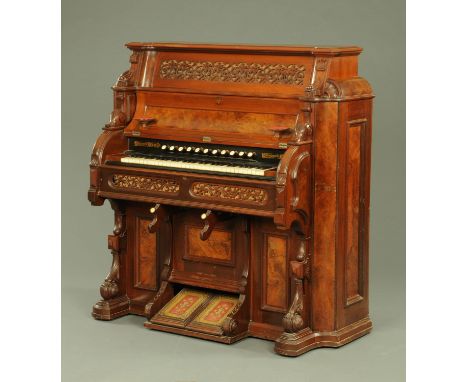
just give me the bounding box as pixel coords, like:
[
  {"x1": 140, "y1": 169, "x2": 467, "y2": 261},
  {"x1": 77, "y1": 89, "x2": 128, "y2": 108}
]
[{"x1": 62, "y1": 273, "x2": 404, "y2": 382}]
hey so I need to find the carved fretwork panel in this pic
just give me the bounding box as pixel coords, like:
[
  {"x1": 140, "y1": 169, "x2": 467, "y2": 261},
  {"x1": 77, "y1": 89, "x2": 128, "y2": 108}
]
[
  {"x1": 110, "y1": 174, "x2": 180, "y2": 194},
  {"x1": 159, "y1": 59, "x2": 306, "y2": 85},
  {"x1": 151, "y1": 51, "x2": 314, "y2": 97},
  {"x1": 191, "y1": 182, "x2": 267, "y2": 205}
]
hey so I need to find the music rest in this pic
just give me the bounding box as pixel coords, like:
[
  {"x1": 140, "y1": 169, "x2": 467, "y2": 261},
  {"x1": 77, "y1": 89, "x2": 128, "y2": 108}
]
[{"x1": 88, "y1": 42, "x2": 374, "y2": 356}]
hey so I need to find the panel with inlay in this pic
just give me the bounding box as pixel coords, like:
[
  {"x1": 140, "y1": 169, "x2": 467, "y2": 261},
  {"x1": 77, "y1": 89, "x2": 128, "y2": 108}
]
[
  {"x1": 185, "y1": 226, "x2": 232, "y2": 264},
  {"x1": 262, "y1": 235, "x2": 288, "y2": 312},
  {"x1": 345, "y1": 122, "x2": 366, "y2": 306}
]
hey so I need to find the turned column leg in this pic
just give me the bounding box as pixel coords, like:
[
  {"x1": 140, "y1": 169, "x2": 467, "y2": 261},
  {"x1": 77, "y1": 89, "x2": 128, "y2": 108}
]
[{"x1": 92, "y1": 199, "x2": 130, "y2": 320}]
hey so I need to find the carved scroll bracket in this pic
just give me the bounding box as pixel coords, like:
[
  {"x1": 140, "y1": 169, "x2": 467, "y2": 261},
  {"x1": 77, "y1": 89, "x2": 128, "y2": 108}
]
[
  {"x1": 221, "y1": 295, "x2": 246, "y2": 336},
  {"x1": 282, "y1": 239, "x2": 308, "y2": 333},
  {"x1": 99, "y1": 200, "x2": 126, "y2": 300},
  {"x1": 274, "y1": 141, "x2": 312, "y2": 231},
  {"x1": 103, "y1": 50, "x2": 140, "y2": 130},
  {"x1": 305, "y1": 56, "x2": 331, "y2": 98},
  {"x1": 292, "y1": 107, "x2": 313, "y2": 144}
]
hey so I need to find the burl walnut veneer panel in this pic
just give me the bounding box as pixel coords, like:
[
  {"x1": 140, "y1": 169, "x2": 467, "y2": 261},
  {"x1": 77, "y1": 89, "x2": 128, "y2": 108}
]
[
  {"x1": 263, "y1": 235, "x2": 288, "y2": 312},
  {"x1": 135, "y1": 217, "x2": 158, "y2": 290}
]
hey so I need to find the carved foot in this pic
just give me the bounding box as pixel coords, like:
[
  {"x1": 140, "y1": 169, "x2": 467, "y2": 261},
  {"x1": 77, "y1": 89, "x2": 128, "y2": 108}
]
[
  {"x1": 275, "y1": 317, "x2": 373, "y2": 356},
  {"x1": 276, "y1": 239, "x2": 309, "y2": 355},
  {"x1": 92, "y1": 199, "x2": 128, "y2": 320},
  {"x1": 92, "y1": 295, "x2": 130, "y2": 320},
  {"x1": 274, "y1": 327, "x2": 315, "y2": 356}
]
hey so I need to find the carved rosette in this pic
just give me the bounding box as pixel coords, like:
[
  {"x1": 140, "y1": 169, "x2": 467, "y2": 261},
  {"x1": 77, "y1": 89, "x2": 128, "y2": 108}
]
[
  {"x1": 159, "y1": 60, "x2": 306, "y2": 85},
  {"x1": 111, "y1": 174, "x2": 180, "y2": 194},
  {"x1": 191, "y1": 182, "x2": 268, "y2": 205}
]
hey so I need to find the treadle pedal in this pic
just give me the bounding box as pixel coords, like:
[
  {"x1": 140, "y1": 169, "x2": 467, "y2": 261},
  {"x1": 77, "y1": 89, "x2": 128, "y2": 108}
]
[
  {"x1": 150, "y1": 288, "x2": 211, "y2": 328},
  {"x1": 186, "y1": 295, "x2": 239, "y2": 335},
  {"x1": 150, "y1": 288, "x2": 239, "y2": 335}
]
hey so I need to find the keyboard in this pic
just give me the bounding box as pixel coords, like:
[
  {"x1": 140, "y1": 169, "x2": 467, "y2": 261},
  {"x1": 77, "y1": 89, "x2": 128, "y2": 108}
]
[
  {"x1": 120, "y1": 156, "x2": 273, "y2": 176},
  {"x1": 115, "y1": 138, "x2": 284, "y2": 178}
]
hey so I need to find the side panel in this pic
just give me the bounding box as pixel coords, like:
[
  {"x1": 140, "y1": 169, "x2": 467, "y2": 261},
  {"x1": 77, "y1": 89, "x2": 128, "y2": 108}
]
[
  {"x1": 336, "y1": 99, "x2": 372, "y2": 328},
  {"x1": 311, "y1": 102, "x2": 339, "y2": 331}
]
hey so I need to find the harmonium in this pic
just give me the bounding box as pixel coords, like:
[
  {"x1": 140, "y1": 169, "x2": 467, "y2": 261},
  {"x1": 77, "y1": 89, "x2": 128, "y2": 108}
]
[{"x1": 88, "y1": 42, "x2": 374, "y2": 356}]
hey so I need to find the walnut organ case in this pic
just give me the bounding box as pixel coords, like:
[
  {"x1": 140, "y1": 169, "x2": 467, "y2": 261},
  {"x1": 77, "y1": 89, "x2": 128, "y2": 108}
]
[{"x1": 88, "y1": 42, "x2": 374, "y2": 356}]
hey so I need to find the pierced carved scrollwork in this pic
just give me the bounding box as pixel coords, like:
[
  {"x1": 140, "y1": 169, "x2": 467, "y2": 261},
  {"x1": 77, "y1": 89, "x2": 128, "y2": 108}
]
[
  {"x1": 191, "y1": 183, "x2": 268, "y2": 205},
  {"x1": 99, "y1": 200, "x2": 126, "y2": 300},
  {"x1": 159, "y1": 59, "x2": 306, "y2": 85},
  {"x1": 111, "y1": 174, "x2": 180, "y2": 194}
]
